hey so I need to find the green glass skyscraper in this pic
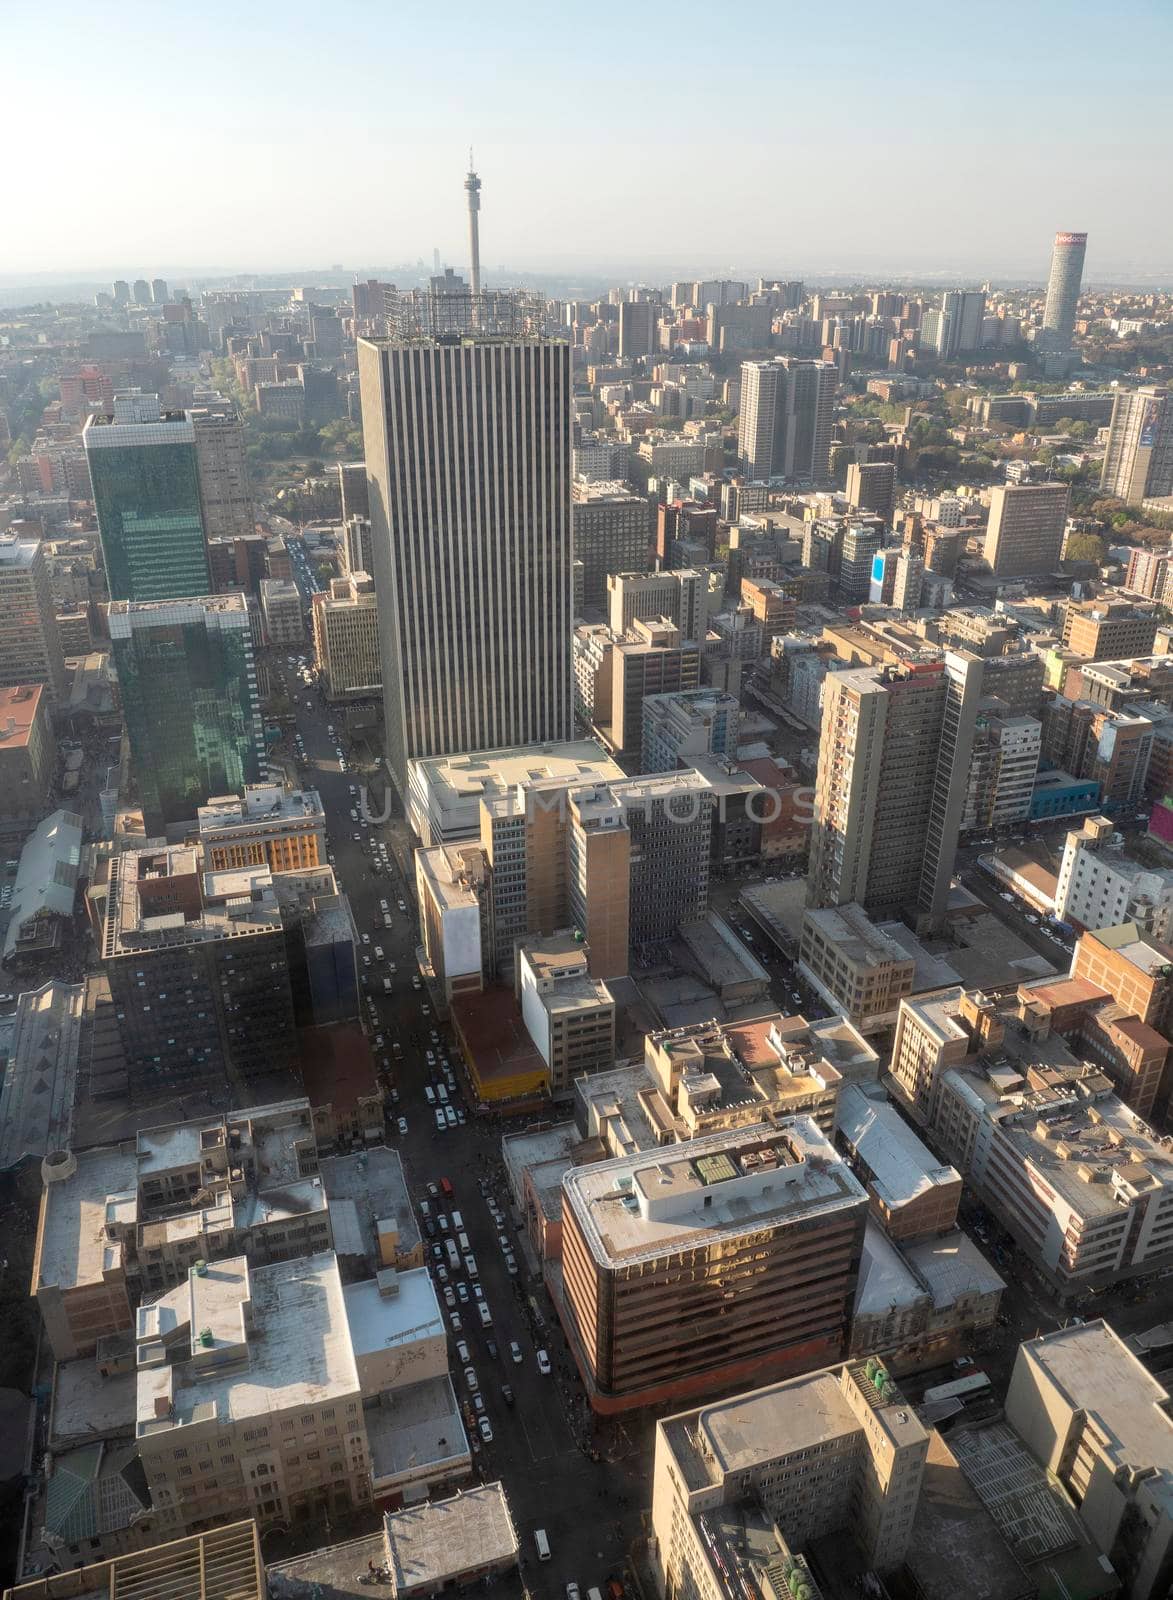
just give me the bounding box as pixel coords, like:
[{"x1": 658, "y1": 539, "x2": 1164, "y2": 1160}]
[
  {"x1": 108, "y1": 595, "x2": 266, "y2": 829},
  {"x1": 83, "y1": 391, "x2": 211, "y2": 602}
]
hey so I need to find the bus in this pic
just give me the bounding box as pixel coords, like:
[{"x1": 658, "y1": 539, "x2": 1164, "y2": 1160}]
[{"x1": 922, "y1": 1371, "x2": 992, "y2": 1405}]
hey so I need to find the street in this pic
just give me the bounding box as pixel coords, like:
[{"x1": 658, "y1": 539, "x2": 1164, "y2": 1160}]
[{"x1": 279, "y1": 661, "x2": 647, "y2": 1597}]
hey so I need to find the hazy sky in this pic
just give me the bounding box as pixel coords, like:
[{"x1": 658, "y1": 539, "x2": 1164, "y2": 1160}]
[{"x1": 7, "y1": 0, "x2": 1173, "y2": 283}]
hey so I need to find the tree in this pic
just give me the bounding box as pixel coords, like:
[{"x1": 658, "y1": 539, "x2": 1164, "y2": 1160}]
[{"x1": 1064, "y1": 532, "x2": 1107, "y2": 564}]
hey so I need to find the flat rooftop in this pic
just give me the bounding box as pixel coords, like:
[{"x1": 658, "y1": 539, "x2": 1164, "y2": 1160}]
[
  {"x1": 837, "y1": 1084, "x2": 960, "y2": 1210},
  {"x1": 320, "y1": 1145, "x2": 420, "y2": 1265},
  {"x1": 0, "y1": 683, "x2": 44, "y2": 746},
  {"x1": 136, "y1": 1252, "x2": 359, "y2": 1436},
  {"x1": 383, "y1": 1482, "x2": 518, "y2": 1589},
  {"x1": 343, "y1": 1268, "x2": 443, "y2": 1357},
  {"x1": 803, "y1": 903, "x2": 915, "y2": 972},
  {"x1": 36, "y1": 1143, "x2": 137, "y2": 1292},
  {"x1": 409, "y1": 740, "x2": 622, "y2": 837},
  {"x1": 1022, "y1": 1321, "x2": 1173, "y2": 1505},
  {"x1": 363, "y1": 1374, "x2": 469, "y2": 1485},
  {"x1": 564, "y1": 1117, "x2": 865, "y2": 1268}
]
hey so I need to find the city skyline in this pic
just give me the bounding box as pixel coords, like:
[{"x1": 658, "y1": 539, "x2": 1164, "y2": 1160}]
[{"x1": 6, "y1": 0, "x2": 1173, "y2": 281}]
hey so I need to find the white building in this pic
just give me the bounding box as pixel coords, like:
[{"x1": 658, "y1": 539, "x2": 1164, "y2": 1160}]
[{"x1": 1054, "y1": 815, "x2": 1173, "y2": 941}]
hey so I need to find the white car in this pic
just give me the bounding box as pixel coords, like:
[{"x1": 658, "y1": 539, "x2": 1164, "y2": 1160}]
[
  {"x1": 444, "y1": 1286, "x2": 456, "y2": 1308},
  {"x1": 536, "y1": 1349, "x2": 551, "y2": 1375},
  {"x1": 361, "y1": 933, "x2": 370, "y2": 945},
  {"x1": 479, "y1": 1417, "x2": 493, "y2": 1443},
  {"x1": 397, "y1": 1117, "x2": 408, "y2": 1135},
  {"x1": 464, "y1": 1366, "x2": 478, "y2": 1393},
  {"x1": 509, "y1": 1341, "x2": 523, "y2": 1364},
  {"x1": 398, "y1": 899, "x2": 407, "y2": 911}
]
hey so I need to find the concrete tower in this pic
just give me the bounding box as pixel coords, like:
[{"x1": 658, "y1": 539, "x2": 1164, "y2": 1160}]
[
  {"x1": 1042, "y1": 231, "x2": 1087, "y2": 349},
  {"x1": 464, "y1": 154, "x2": 482, "y2": 299}
]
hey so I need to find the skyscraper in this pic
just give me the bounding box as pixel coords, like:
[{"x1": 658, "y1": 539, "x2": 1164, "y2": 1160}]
[
  {"x1": 738, "y1": 357, "x2": 836, "y2": 482},
  {"x1": 189, "y1": 397, "x2": 254, "y2": 540},
  {"x1": 618, "y1": 299, "x2": 655, "y2": 358},
  {"x1": 932, "y1": 289, "x2": 986, "y2": 357},
  {"x1": 0, "y1": 535, "x2": 67, "y2": 702},
  {"x1": 1100, "y1": 387, "x2": 1173, "y2": 505},
  {"x1": 108, "y1": 595, "x2": 266, "y2": 830},
  {"x1": 151, "y1": 277, "x2": 169, "y2": 304},
  {"x1": 1042, "y1": 230, "x2": 1087, "y2": 350},
  {"x1": 982, "y1": 482, "x2": 1070, "y2": 577},
  {"x1": 84, "y1": 391, "x2": 210, "y2": 602},
  {"x1": 464, "y1": 158, "x2": 482, "y2": 298},
  {"x1": 359, "y1": 327, "x2": 574, "y2": 794}
]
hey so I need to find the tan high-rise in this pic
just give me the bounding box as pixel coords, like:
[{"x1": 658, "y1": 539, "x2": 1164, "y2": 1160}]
[{"x1": 982, "y1": 482, "x2": 1070, "y2": 577}]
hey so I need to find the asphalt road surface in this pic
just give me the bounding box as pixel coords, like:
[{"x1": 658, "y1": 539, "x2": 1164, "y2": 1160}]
[{"x1": 278, "y1": 661, "x2": 647, "y2": 1596}]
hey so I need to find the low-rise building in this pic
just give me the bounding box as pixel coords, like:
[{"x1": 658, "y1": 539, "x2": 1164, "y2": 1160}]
[
  {"x1": 850, "y1": 1220, "x2": 1004, "y2": 1371},
  {"x1": 557, "y1": 1118, "x2": 868, "y2": 1412},
  {"x1": 1007, "y1": 1320, "x2": 1173, "y2": 1600},
  {"x1": 3, "y1": 808, "x2": 83, "y2": 964},
  {"x1": 836, "y1": 1083, "x2": 962, "y2": 1240},
  {"x1": 799, "y1": 903, "x2": 917, "y2": 1033},
  {"x1": 195, "y1": 783, "x2": 326, "y2": 872}
]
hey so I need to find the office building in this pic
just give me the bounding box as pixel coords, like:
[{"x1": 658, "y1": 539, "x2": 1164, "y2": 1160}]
[
  {"x1": 101, "y1": 846, "x2": 298, "y2": 1090},
  {"x1": 189, "y1": 398, "x2": 254, "y2": 541},
  {"x1": 1070, "y1": 923, "x2": 1173, "y2": 1035},
  {"x1": 1042, "y1": 230, "x2": 1088, "y2": 350},
  {"x1": 1061, "y1": 598, "x2": 1159, "y2": 660},
  {"x1": 338, "y1": 460, "x2": 370, "y2": 521},
  {"x1": 641, "y1": 688, "x2": 738, "y2": 772},
  {"x1": 259, "y1": 577, "x2": 303, "y2": 645},
  {"x1": 845, "y1": 460, "x2": 897, "y2": 523},
  {"x1": 342, "y1": 514, "x2": 374, "y2": 579},
  {"x1": 608, "y1": 569, "x2": 709, "y2": 642},
  {"x1": 416, "y1": 841, "x2": 488, "y2": 1000},
  {"x1": 1006, "y1": 1322, "x2": 1173, "y2": 1600},
  {"x1": 516, "y1": 933, "x2": 616, "y2": 1096},
  {"x1": 799, "y1": 904, "x2": 917, "y2": 1033},
  {"x1": 312, "y1": 573, "x2": 381, "y2": 701},
  {"x1": 650, "y1": 1360, "x2": 931, "y2": 1591},
  {"x1": 618, "y1": 298, "x2": 655, "y2": 358},
  {"x1": 196, "y1": 783, "x2": 326, "y2": 872},
  {"x1": 738, "y1": 357, "x2": 836, "y2": 482},
  {"x1": 1100, "y1": 387, "x2": 1173, "y2": 505},
  {"x1": 406, "y1": 738, "x2": 622, "y2": 847},
  {"x1": 983, "y1": 482, "x2": 1070, "y2": 577},
  {"x1": 619, "y1": 770, "x2": 713, "y2": 945},
  {"x1": 558, "y1": 1118, "x2": 868, "y2": 1411},
  {"x1": 0, "y1": 534, "x2": 67, "y2": 701},
  {"x1": 0, "y1": 684, "x2": 55, "y2": 824},
  {"x1": 360, "y1": 329, "x2": 573, "y2": 793},
  {"x1": 108, "y1": 596, "x2": 266, "y2": 831},
  {"x1": 578, "y1": 618, "x2": 702, "y2": 756},
  {"x1": 84, "y1": 392, "x2": 211, "y2": 603},
  {"x1": 571, "y1": 485, "x2": 650, "y2": 610}
]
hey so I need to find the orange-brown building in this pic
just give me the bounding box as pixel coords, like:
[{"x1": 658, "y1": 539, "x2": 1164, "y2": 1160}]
[
  {"x1": 1071, "y1": 924, "x2": 1173, "y2": 1036},
  {"x1": 557, "y1": 1119, "x2": 867, "y2": 1414}
]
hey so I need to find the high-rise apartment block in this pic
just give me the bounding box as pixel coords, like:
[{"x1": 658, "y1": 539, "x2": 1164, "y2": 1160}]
[
  {"x1": 571, "y1": 484, "x2": 650, "y2": 610},
  {"x1": 650, "y1": 1360, "x2": 930, "y2": 1590},
  {"x1": 923, "y1": 289, "x2": 986, "y2": 357},
  {"x1": 84, "y1": 391, "x2": 211, "y2": 603},
  {"x1": 738, "y1": 357, "x2": 836, "y2": 482},
  {"x1": 982, "y1": 481, "x2": 1070, "y2": 577},
  {"x1": 359, "y1": 331, "x2": 573, "y2": 793},
  {"x1": 558, "y1": 1118, "x2": 867, "y2": 1411},
  {"x1": 109, "y1": 595, "x2": 266, "y2": 830},
  {"x1": 189, "y1": 396, "x2": 254, "y2": 540},
  {"x1": 1042, "y1": 230, "x2": 1088, "y2": 351},
  {"x1": 312, "y1": 573, "x2": 382, "y2": 700},
  {"x1": 1100, "y1": 387, "x2": 1173, "y2": 505},
  {"x1": 0, "y1": 534, "x2": 67, "y2": 701},
  {"x1": 101, "y1": 845, "x2": 297, "y2": 1089}
]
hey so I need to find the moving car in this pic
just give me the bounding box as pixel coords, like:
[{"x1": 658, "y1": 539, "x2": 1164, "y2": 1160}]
[{"x1": 536, "y1": 1349, "x2": 551, "y2": 1375}]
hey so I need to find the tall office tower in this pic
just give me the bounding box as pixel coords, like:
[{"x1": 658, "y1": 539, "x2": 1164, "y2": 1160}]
[
  {"x1": 738, "y1": 357, "x2": 836, "y2": 482},
  {"x1": 1042, "y1": 230, "x2": 1087, "y2": 349},
  {"x1": 845, "y1": 460, "x2": 896, "y2": 523},
  {"x1": 84, "y1": 391, "x2": 210, "y2": 602},
  {"x1": 108, "y1": 595, "x2": 266, "y2": 831},
  {"x1": 1100, "y1": 387, "x2": 1173, "y2": 504},
  {"x1": 338, "y1": 460, "x2": 370, "y2": 522},
  {"x1": 132, "y1": 278, "x2": 151, "y2": 305},
  {"x1": 982, "y1": 482, "x2": 1070, "y2": 577},
  {"x1": 572, "y1": 484, "x2": 650, "y2": 609},
  {"x1": 608, "y1": 569, "x2": 709, "y2": 642},
  {"x1": 618, "y1": 298, "x2": 655, "y2": 358},
  {"x1": 112, "y1": 279, "x2": 130, "y2": 305},
  {"x1": 342, "y1": 514, "x2": 373, "y2": 578},
  {"x1": 150, "y1": 277, "x2": 169, "y2": 304},
  {"x1": 359, "y1": 329, "x2": 573, "y2": 794},
  {"x1": 808, "y1": 661, "x2": 950, "y2": 922},
  {"x1": 189, "y1": 398, "x2": 254, "y2": 540},
  {"x1": 0, "y1": 534, "x2": 67, "y2": 701},
  {"x1": 464, "y1": 158, "x2": 482, "y2": 297}
]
